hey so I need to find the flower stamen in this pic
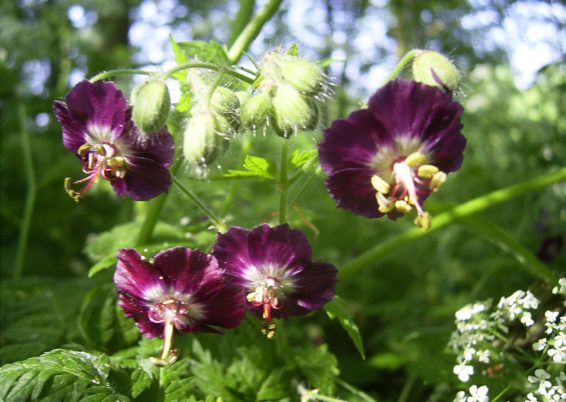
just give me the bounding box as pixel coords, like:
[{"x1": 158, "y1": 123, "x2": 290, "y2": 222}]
[{"x1": 247, "y1": 278, "x2": 283, "y2": 339}]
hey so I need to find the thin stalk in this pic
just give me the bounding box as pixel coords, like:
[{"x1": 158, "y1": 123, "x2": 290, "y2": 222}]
[
  {"x1": 288, "y1": 168, "x2": 318, "y2": 209},
  {"x1": 172, "y1": 176, "x2": 226, "y2": 232},
  {"x1": 13, "y1": 103, "x2": 36, "y2": 279},
  {"x1": 89, "y1": 69, "x2": 152, "y2": 83},
  {"x1": 397, "y1": 374, "x2": 416, "y2": 402},
  {"x1": 278, "y1": 140, "x2": 289, "y2": 224},
  {"x1": 227, "y1": 0, "x2": 283, "y2": 63},
  {"x1": 207, "y1": 69, "x2": 226, "y2": 105},
  {"x1": 340, "y1": 167, "x2": 566, "y2": 281},
  {"x1": 164, "y1": 62, "x2": 254, "y2": 83},
  {"x1": 383, "y1": 49, "x2": 420, "y2": 85},
  {"x1": 228, "y1": 0, "x2": 256, "y2": 48},
  {"x1": 135, "y1": 161, "x2": 182, "y2": 246}
]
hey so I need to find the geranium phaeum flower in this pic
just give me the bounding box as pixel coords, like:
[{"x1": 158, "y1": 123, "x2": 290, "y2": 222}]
[
  {"x1": 114, "y1": 247, "x2": 245, "y2": 362},
  {"x1": 213, "y1": 224, "x2": 337, "y2": 338},
  {"x1": 53, "y1": 80, "x2": 174, "y2": 201},
  {"x1": 318, "y1": 79, "x2": 466, "y2": 229}
]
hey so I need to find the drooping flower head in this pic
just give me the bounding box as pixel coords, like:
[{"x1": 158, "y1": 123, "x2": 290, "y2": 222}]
[
  {"x1": 318, "y1": 79, "x2": 466, "y2": 229},
  {"x1": 114, "y1": 247, "x2": 245, "y2": 363},
  {"x1": 213, "y1": 224, "x2": 337, "y2": 338},
  {"x1": 53, "y1": 80, "x2": 174, "y2": 201}
]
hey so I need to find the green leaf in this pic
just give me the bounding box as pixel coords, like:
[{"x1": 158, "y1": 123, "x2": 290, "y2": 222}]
[
  {"x1": 290, "y1": 149, "x2": 318, "y2": 169},
  {"x1": 0, "y1": 349, "x2": 129, "y2": 401},
  {"x1": 169, "y1": 34, "x2": 187, "y2": 64},
  {"x1": 79, "y1": 283, "x2": 139, "y2": 353},
  {"x1": 287, "y1": 43, "x2": 299, "y2": 56},
  {"x1": 223, "y1": 155, "x2": 276, "y2": 179},
  {"x1": 324, "y1": 296, "x2": 366, "y2": 359},
  {"x1": 177, "y1": 40, "x2": 230, "y2": 65},
  {"x1": 0, "y1": 278, "x2": 89, "y2": 364},
  {"x1": 295, "y1": 344, "x2": 339, "y2": 395}
]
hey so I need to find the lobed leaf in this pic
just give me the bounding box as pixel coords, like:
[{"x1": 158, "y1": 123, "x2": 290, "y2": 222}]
[{"x1": 325, "y1": 296, "x2": 366, "y2": 359}]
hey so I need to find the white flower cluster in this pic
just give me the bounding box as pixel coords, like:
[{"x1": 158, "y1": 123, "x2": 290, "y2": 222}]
[
  {"x1": 453, "y1": 385, "x2": 489, "y2": 402},
  {"x1": 449, "y1": 278, "x2": 566, "y2": 401},
  {"x1": 526, "y1": 369, "x2": 566, "y2": 401}
]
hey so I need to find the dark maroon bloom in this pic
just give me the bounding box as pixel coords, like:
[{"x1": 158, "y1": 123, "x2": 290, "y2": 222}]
[
  {"x1": 213, "y1": 224, "x2": 337, "y2": 338},
  {"x1": 114, "y1": 247, "x2": 245, "y2": 361},
  {"x1": 53, "y1": 80, "x2": 174, "y2": 201},
  {"x1": 318, "y1": 79, "x2": 466, "y2": 229}
]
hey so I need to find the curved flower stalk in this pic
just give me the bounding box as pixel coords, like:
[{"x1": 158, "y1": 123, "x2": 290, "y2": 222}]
[
  {"x1": 114, "y1": 247, "x2": 246, "y2": 363},
  {"x1": 213, "y1": 224, "x2": 337, "y2": 338},
  {"x1": 53, "y1": 80, "x2": 174, "y2": 201},
  {"x1": 318, "y1": 79, "x2": 466, "y2": 229}
]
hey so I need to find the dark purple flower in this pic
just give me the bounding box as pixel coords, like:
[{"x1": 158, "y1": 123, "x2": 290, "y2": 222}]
[
  {"x1": 213, "y1": 224, "x2": 337, "y2": 338},
  {"x1": 114, "y1": 247, "x2": 245, "y2": 361},
  {"x1": 318, "y1": 79, "x2": 466, "y2": 229},
  {"x1": 53, "y1": 80, "x2": 174, "y2": 201}
]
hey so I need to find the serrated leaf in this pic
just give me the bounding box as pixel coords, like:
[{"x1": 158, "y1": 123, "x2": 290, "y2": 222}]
[
  {"x1": 0, "y1": 278, "x2": 89, "y2": 364},
  {"x1": 130, "y1": 367, "x2": 153, "y2": 398},
  {"x1": 290, "y1": 149, "x2": 318, "y2": 169},
  {"x1": 177, "y1": 40, "x2": 230, "y2": 65},
  {"x1": 169, "y1": 34, "x2": 187, "y2": 64},
  {"x1": 324, "y1": 296, "x2": 366, "y2": 359},
  {"x1": 295, "y1": 345, "x2": 339, "y2": 395},
  {"x1": 0, "y1": 349, "x2": 129, "y2": 401},
  {"x1": 224, "y1": 155, "x2": 276, "y2": 179}
]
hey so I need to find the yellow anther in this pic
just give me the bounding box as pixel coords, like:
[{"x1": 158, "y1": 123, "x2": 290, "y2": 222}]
[
  {"x1": 376, "y1": 192, "x2": 394, "y2": 213},
  {"x1": 106, "y1": 156, "x2": 125, "y2": 168},
  {"x1": 64, "y1": 177, "x2": 81, "y2": 203},
  {"x1": 395, "y1": 200, "x2": 412, "y2": 213},
  {"x1": 430, "y1": 171, "x2": 447, "y2": 191},
  {"x1": 261, "y1": 321, "x2": 277, "y2": 339},
  {"x1": 405, "y1": 152, "x2": 426, "y2": 168},
  {"x1": 246, "y1": 292, "x2": 256, "y2": 303},
  {"x1": 414, "y1": 212, "x2": 432, "y2": 231},
  {"x1": 417, "y1": 164, "x2": 439, "y2": 179},
  {"x1": 371, "y1": 174, "x2": 390, "y2": 194},
  {"x1": 77, "y1": 143, "x2": 92, "y2": 156}
]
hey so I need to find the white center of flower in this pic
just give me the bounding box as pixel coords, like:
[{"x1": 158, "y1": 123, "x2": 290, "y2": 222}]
[{"x1": 144, "y1": 288, "x2": 206, "y2": 330}]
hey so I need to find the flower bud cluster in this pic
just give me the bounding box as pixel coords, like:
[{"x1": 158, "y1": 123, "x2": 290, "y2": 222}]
[
  {"x1": 182, "y1": 71, "x2": 241, "y2": 167},
  {"x1": 240, "y1": 50, "x2": 329, "y2": 138}
]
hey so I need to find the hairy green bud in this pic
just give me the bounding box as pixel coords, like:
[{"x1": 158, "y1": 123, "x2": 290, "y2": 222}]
[
  {"x1": 280, "y1": 58, "x2": 325, "y2": 95},
  {"x1": 412, "y1": 50, "x2": 460, "y2": 92},
  {"x1": 271, "y1": 85, "x2": 317, "y2": 138},
  {"x1": 208, "y1": 87, "x2": 241, "y2": 131},
  {"x1": 131, "y1": 79, "x2": 171, "y2": 134},
  {"x1": 182, "y1": 111, "x2": 231, "y2": 165},
  {"x1": 240, "y1": 92, "x2": 272, "y2": 130}
]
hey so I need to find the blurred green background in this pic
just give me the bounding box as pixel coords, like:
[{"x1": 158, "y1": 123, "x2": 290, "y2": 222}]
[{"x1": 1, "y1": 0, "x2": 565, "y2": 400}]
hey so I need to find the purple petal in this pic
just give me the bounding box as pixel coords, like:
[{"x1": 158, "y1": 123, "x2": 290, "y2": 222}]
[
  {"x1": 246, "y1": 224, "x2": 312, "y2": 274},
  {"x1": 114, "y1": 249, "x2": 166, "y2": 300},
  {"x1": 53, "y1": 101, "x2": 87, "y2": 153},
  {"x1": 319, "y1": 110, "x2": 379, "y2": 174},
  {"x1": 117, "y1": 293, "x2": 161, "y2": 338},
  {"x1": 64, "y1": 80, "x2": 128, "y2": 140},
  {"x1": 153, "y1": 247, "x2": 222, "y2": 296},
  {"x1": 212, "y1": 226, "x2": 251, "y2": 285},
  {"x1": 293, "y1": 261, "x2": 337, "y2": 311},
  {"x1": 119, "y1": 122, "x2": 175, "y2": 168},
  {"x1": 112, "y1": 156, "x2": 171, "y2": 201},
  {"x1": 325, "y1": 168, "x2": 382, "y2": 218}
]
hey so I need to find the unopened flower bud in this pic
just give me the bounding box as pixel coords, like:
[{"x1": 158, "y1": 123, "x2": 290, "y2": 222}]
[
  {"x1": 209, "y1": 87, "x2": 241, "y2": 131},
  {"x1": 281, "y1": 57, "x2": 325, "y2": 95},
  {"x1": 412, "y1": 50, "x2": 460, "y2": 92},
  {"x1": 240, "y1": 92, "x2": 272, "y2": 130},
  {"x1": 235, "y1": 90, "x2": 251, "y2": 106},
  {"x1": 182, "y1": 111, "x2": 230, "y2": 165},
  {"x1": 131, "y1": 79, "x2": 171, "y2": 134},
  {"x1": 271, "y1": 85, "x2": 317, "y2": 138}
]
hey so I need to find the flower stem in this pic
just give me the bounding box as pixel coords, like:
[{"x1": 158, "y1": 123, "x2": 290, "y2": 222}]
[
  {"x1": 278, "y1": 140, "x2": 289, "y2": 224},
  {"x1": 163, "y1": 62, "x2": 255, "y2": 83},
  {"x1": 89, "y1": 69, "x2": 152, "y2": 83},
  {"x1": 171, "y1": 175, "x2": 227, "y2": 232},
  {"x1": 160, "y1": 320, "x2": 174, "y2": 360},
  {"x1": 227, "y1": 0, "x2": 283, "y2": 63},
  {"x1": 135, "y1": 161, "x2": 182, "y2": 247},
  {"x1": 13, "y1": 103, "x2": 36, "y2": 279},
  {"x1": 340, "y1": 167, "x2": 566, "y2": 282},
  {"x1": 383, "y1": 49, "x2": 420, "y2": 85}
]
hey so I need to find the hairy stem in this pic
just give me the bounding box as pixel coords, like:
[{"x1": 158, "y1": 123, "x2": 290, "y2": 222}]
[
  {"x1": 89, "y1": 69, "x2": 152, "y2": 82},
  {"x1": 164, "y1": 62, "x2": 254, "y2": 83},
  {"x1": 227, "y1": 0, "x2": 283, "y2": 63},
  {"x1": 13, "y1": 103, "x2": 36, "y2": 279},
  {"x1": 383, "y1": 49, "x2": 419, "y2": 85},
  {"x1": 340, "y1": 167, "x2": 566, "y2": 282},
  {"x1": 172, "y1": 176, "x2": 226, "y2": 233},
  {"x1": 278, "y1": 140, "x2": 289, "y2": 224}
]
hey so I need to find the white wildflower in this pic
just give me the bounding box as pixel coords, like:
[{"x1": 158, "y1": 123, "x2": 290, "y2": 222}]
[{"x1": 454, "y1": 364, "x2": 474, "y2": 382}]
